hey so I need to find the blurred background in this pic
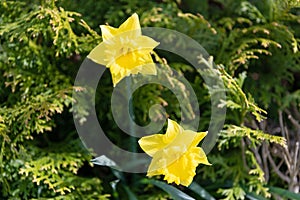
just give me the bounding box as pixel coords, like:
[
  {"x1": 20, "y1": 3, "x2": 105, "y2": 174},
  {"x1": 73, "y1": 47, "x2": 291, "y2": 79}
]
[{"x1": 0, "y1": 0, "x2": 299, "y2": 199}]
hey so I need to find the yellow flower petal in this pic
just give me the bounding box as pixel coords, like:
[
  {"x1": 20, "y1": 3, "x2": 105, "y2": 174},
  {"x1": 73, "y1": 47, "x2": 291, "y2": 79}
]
[
  {"x1": 135, "y1": 63, "x2": 157, "y2": 75},
  {"x1": 184, "y1": 130, "x2": 207, "y2": 147},
  {"x1": 138, "y1": 119, "x2": 182, "y2": 157},
  {"x1": 108, "y1": 49, "x2": 157, "y2": 86},
  {"x1": 165, "y1": 119, "x2": 182, "y2": 142},
  {"x1": 119, "y1": 13, "x2": 141, "y2": 37},
  {"x1": 100, "y1": 25, "x2": 119, "y2": 41},
  {"x1": 114, "y1": 50, "x2": 151, "y2": 70},
  {"x1": 138, "y1": 134, "x2": 167, "y2": 157},
  {"x1": 135, "y1": 35, "x2": 160, "y2": 51},
  {"x1": 147, "y1": 146, "x2": 210, "y2": 187},
  {"x1": 108, "y1": 63, "x2": 126, "y2": 86},
  {"x1": 100, "y1": 13, "x2": 141, "y2": 41},
  {"x1": 88, "y1": 13, "x2": 159, "y2": 86},
  {"x1": 138, "y1": 119, "x2": 211, "y2": 187},
  {"x1": 196, "y1": 147, "x2": 211, "y2": 166},
  {"x1": 162, "y1": 147, "x2": 203, "y2": 186},
  {"x1": 87, "y1": 43, "x2": 108, "y2": 66}
]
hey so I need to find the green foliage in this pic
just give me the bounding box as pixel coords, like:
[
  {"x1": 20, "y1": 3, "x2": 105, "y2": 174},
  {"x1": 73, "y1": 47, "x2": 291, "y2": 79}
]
[
  {"x1": 218, "y1": 67, "x2": 267, "y2": 123},
  {"x1": 219, "y1": 125, "x2": 286, "y2": 149},
  {"x1": 144, "y1": 179, "x2": 194, "y2": 200},
  {"x1": 1, "y1": 0, "x2": 299, "y2": 199},
  {"x1": 0, "y1": 0, "x2": 107, "y2": 198},
  {"x1": 218, "y1": 186, "x2": 246, "y2": 200}
]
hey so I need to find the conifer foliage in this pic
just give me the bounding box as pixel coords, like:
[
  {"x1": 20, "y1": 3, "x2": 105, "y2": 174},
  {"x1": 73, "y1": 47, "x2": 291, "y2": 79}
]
[{"x1": 1, "y1": 0, "x2": 299, "y2": 199}]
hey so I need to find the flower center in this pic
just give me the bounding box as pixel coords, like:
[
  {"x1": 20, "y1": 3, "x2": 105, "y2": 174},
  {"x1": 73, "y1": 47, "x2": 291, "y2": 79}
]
[{"x1": 118, "y1": 46, "x2": 133, "y2": 56}]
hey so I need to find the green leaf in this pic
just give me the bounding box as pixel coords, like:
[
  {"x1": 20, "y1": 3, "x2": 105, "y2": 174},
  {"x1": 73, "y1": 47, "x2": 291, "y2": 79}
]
[
  {"x1": 245, "y1": 192, "x2": 268, "y2": 200},
  {"x1": 91, "y1": 155, "x2": 126, "y2": 182},
  {"x1": 269, "y1": 186, "x2": 300, "y2": 199},
  {"x1": 188, "y1": 182, "x2": 215, "y2": 200},
  {"x1": 122, "y1": 185, "x2": 139, "y2": 200},
  {"x1": 145, "y1": 179, "x2": 195, "y2": 200}
]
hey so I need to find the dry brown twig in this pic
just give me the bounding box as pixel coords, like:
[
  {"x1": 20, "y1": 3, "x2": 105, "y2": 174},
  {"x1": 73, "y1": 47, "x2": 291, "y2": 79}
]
[{"x1": 248, "y1": 109, "x2": 300, "y2": 193}]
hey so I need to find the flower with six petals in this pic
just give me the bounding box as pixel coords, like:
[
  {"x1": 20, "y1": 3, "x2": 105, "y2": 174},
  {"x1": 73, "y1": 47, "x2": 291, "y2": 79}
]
[
  {"x1": 138, "y1": 119, "x2": 211, "y2": 187},
  {"x1": 88, "y1": 13, "x2": 159, "y2": 86}
]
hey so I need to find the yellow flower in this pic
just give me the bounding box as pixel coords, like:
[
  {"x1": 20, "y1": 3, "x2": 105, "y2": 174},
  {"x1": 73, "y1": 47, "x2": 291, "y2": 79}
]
[
  {"x1": 138, "y1": 119, "x2": 211, "y2": 187},
  {"x1": 87, "y1": 13, "x2": 159, "y2": 86}
]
